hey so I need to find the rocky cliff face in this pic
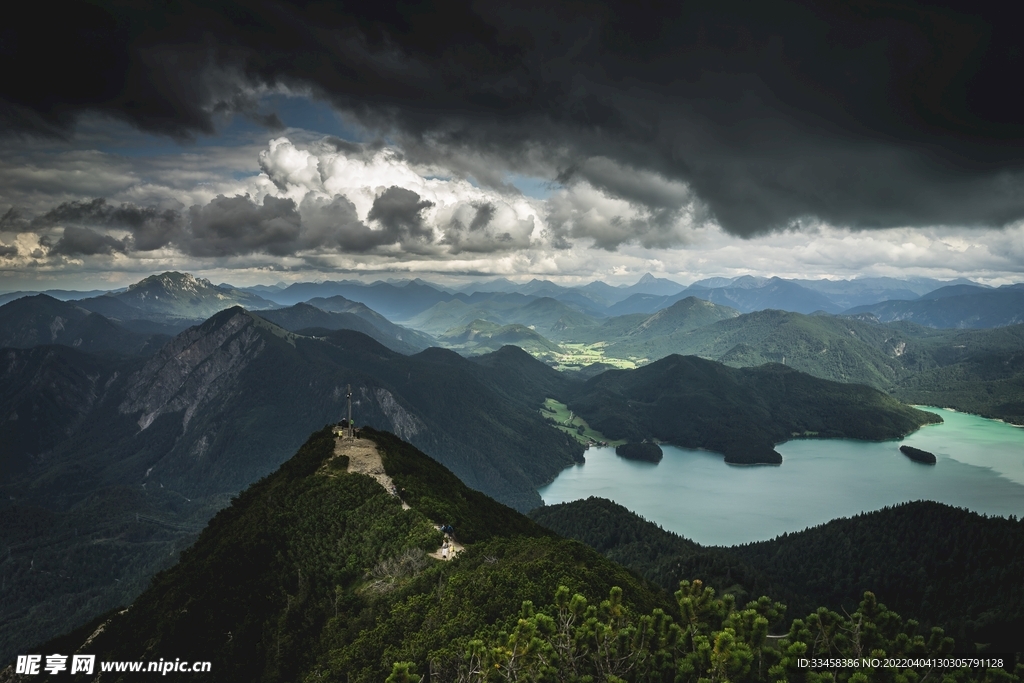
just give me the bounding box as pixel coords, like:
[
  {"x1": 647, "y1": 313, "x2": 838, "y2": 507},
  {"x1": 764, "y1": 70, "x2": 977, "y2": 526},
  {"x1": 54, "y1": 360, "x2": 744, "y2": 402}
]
[
  {"x1": 119, "y1": 309, "x2": 266, "y2": 431},
  {"x1": 371, "y1": 387, "x2": 424, "y2": 441}
]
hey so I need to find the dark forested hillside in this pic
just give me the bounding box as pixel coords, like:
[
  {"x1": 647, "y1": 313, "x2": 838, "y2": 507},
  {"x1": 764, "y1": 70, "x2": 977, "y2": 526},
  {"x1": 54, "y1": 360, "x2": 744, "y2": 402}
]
[
  {"x1": 531, "y1": 497, "x2": 1024, "y2": 654},
  {"x1": 890, "y1": 325, "x2": 1024, "y2": 424},
  {"x1": 529, "y1": 498, "x2": 786, "y2": 612},
  {"x1": 0, "y1": 345, "x2": 126, "y2": 479},
  {"x1": 256, "y1": 300, "x2": 436, "y2": 352},
  {"x1": 567, "y1": 355, "x2": 940, "y2": 464},
  {"x1": 0, "y1": 294, "x2": 164, "y2": 355},
  {"x1": 468, "y1": 344, "x2": 580, "y2": 406},
  {"x1": 730, "y1": 502, "x2": 1024, "y2": 654}
]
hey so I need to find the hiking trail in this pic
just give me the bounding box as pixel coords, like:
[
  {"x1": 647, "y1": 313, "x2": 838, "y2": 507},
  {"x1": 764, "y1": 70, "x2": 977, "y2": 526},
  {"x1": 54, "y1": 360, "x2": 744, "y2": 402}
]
[{"x1": 332, "y1": 433, "x2": 464, "y2": 560}]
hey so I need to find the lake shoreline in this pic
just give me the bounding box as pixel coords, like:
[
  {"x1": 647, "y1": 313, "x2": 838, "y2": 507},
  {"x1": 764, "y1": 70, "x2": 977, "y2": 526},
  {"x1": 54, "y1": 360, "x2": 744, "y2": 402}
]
[
  {"x1": 539, "y1": 407, "x2": 1024, "y2": 546},
  {"x1": 913, "y1": 404, "x2": 1024, "y2": 429}
]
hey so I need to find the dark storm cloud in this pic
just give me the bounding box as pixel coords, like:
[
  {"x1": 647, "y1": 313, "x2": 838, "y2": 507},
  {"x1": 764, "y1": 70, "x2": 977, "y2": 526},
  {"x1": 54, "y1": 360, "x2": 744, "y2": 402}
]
[
  {"x1": 0, "y1": 244, "x2": 17, "y2": 258},
  {"x1": 367, "y1": 187, "x2": 434, "y2": 242},
  {"x1": 5, "y1": 1, "x2": 1024, "y2": 237},
  {"x1": 45, "y1": 226, "x2": 129, "y2": 256},
  {"x1": 299, "y1": 193, "x2": 421, "y2": 253},
  {"x1": 0, "y1": 207, "x2": 29, "y2": 232},
  {"x1": 184, "y1": 195, "x2": 302, "y2": 257},
  {"x1": 559, "y1": 159, "x2": 695, "y2": 212},
  {"x1": 33, "y1": 198, "x2": 184, "y2": 250},
  {"x1": 468, "y1": 203, "x2": 496, "y2": 233},
  {"x1": 322, "y1": 137, "x2": 389, "y2": 163},
  {"x1": 17, "y1": 191, "x2": 441, "y2": 260},
  {"x1": 185, "y1": 191, "x2": 436, "y2": 257}
]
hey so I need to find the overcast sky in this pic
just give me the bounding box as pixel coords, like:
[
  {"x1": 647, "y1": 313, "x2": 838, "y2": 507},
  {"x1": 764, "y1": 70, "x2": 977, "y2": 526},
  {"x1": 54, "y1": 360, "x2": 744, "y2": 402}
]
[{"x1": 2, "y1": 0, "x2": 1023, "y2": 291}]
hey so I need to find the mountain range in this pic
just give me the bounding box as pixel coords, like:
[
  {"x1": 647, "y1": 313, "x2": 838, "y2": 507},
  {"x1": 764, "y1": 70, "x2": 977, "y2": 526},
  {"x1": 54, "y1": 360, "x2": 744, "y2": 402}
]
[
  {"x1": 0, "y1": 289, "x2": 110, "y2": 308},
  {"x1": 9, "y1": 272, "x2": 1011, "y2": 329},
  {"x1": 436, "y1": 319, "x2": 564, "y2": 358},
  {"x1": 0, "y1": 295, "x2": 167, "y2": 356},
  {"x1": 585, "y1": 306, "x2": 1024, "y2": 425},
  {"x1": 2, "y1": 269, "x2": 1024, "y2": 665},
  {"x1": 79, "y1": 272, "x2": 278, "y2": 322},
  {"x1": 0, "y1": 304, "x2": 950, "y2": 660},
  {"x1": 253, "y1": 301, "x2": 436, "y2": 354},
  {"x1": 847, "y1": 283, "x2": 1024, "y2": 328}
]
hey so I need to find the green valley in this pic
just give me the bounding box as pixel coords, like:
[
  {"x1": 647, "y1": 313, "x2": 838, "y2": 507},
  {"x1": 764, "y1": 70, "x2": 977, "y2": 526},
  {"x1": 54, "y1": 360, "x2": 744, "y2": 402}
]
[
  {"x1": 474, "y1": 301, "x2": 1024, "y2": 427},
  {"x1": 541, "y1": 397, "x2": 624, "y2": 446},
  {"x1": 550, "y1": 341, "x2": 645, "y2": 373}
]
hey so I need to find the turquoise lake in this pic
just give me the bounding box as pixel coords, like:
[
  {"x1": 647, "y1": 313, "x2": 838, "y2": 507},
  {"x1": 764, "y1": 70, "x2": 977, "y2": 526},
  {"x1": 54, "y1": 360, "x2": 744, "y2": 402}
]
[{"x1": 537, "y1": 407, "x2": 1024, "y2": 547}]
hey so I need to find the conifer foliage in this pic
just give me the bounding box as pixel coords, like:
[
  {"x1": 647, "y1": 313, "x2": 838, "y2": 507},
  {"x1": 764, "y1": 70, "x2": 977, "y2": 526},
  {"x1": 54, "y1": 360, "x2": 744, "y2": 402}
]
[{"x1": 409, "y1": 582, "x2": 1010, "y2": 683}]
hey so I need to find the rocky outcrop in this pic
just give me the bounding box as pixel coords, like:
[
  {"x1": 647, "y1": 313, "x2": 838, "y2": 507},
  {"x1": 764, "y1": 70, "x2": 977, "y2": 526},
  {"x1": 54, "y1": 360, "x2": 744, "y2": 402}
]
[
  {"x1": 119, "y1": 310, "x2": 266, "y2": 431},
  {"x1": 372, "y1": 387, "x2": 424, "y2": 442}
]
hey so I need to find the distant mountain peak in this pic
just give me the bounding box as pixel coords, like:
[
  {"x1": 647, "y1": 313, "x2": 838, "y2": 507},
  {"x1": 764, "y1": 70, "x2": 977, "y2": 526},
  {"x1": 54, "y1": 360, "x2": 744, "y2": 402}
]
[
  {"x1": 624, "y1": 273, "x2": 683, "y2": 297},
  {"x1": 112, "y1": 272, "x2": 278, "y2": 318},
  {"x1": 730, "y1": 275, "x2": 769, "y2": 289},
  {"x1": 129, "y1": 271, "x2": 212, "y2": 293}
]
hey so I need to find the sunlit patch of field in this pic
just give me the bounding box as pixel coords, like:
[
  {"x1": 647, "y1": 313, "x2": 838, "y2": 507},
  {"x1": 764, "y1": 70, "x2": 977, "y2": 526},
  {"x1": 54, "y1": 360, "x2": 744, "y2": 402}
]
[
  {"x1": 540, "y1": 398, "x2": 626, "y2": 446},
  {"x1": 550, "y1": 342, "x2": 646, "y2": 372}
]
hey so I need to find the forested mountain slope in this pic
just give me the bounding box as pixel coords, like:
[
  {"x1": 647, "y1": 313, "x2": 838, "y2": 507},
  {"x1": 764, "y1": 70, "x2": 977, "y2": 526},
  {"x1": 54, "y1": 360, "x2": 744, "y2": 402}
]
[
  {"x1": 10, "y1": 428, "x2": 662, "y2": 682},
  {"x1": 567, "y1": 355, "x2": 940, "y2": 464},
  {"x1": 253, "y1": 302, "x2": 433, "y2": 354},
  {"x1": 603, "y1": 309, "x2": 922, "y2": 387},
  {"x1": 590, "y1": 308, "x2": 1024, "y2": 425},
  {"x1": 531, "y1": 497, "x2": 1024, "y2": 655},
  {"x1": 0, "y1": 294, "x2": 165, "y2": 355}
]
